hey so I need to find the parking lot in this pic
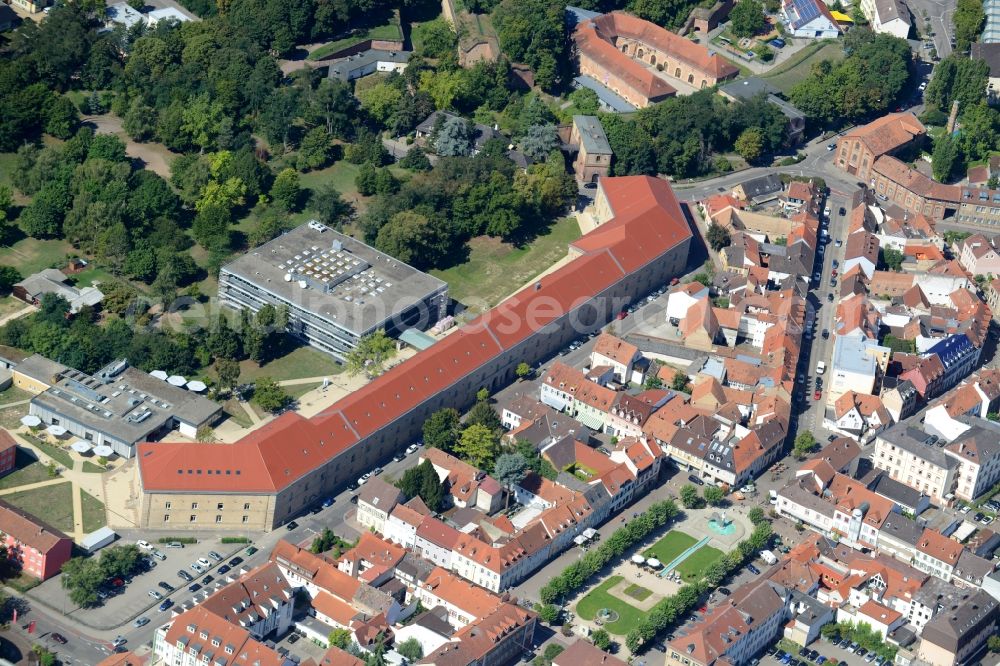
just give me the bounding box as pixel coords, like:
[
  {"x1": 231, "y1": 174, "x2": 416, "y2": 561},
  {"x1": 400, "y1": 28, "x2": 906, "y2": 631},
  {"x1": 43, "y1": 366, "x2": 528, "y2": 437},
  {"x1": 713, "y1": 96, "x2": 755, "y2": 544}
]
[
  {"x1": 764, "y1": 638, "x2": 892, "y2": 666},
  {"x1": 28, "y1": 538, "x2": 253, "y2": 628}
]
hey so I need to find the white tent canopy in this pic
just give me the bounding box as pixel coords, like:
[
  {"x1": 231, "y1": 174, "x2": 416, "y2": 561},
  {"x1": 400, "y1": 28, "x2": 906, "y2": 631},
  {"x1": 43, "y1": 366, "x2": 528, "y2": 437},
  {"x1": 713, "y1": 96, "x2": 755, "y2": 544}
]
[
  {"x1": 186, "y1": 380, "x2": 207, "y2": 392},
  {"x1": 647, "y1": 558, "x2": 662, "y2": 569},
  {"x1": 150, "y1": 370, "x2": 169, "y2": 380},
  {"x1": 167, "y1": 375, "x2": 186, "y2": 387},
  {"x1": 583, "y1": 528, "x2": 597, "y2": 539},
  {"x1": 573, "y1": 535, "x2": 588, "y2": 546},
  {"x1": 93, "y1": 445, "x2": 114, "y2": 457},
  {"x1": 20, "y1": 415, "x2": 41, "y2": 427},
  {"x1": 46, "y1": 425, "x2": 67, "y2": 437},
  {"x1": 71, "y1": 440, "x2": 92, "y2": 453},
  {"x1": 631, "y1": 554, "x2": 646, "y2": 564}
]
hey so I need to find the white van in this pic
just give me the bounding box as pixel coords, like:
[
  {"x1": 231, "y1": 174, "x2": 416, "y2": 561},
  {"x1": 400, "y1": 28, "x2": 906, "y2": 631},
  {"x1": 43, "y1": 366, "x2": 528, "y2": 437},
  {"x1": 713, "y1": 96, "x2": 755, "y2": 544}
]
[
  {"x1": 760, "y1": 549, "x2": 778, "y2": 565},
  {"x1": 816, "y1": 361, "x2": 826, "y2": 375}
]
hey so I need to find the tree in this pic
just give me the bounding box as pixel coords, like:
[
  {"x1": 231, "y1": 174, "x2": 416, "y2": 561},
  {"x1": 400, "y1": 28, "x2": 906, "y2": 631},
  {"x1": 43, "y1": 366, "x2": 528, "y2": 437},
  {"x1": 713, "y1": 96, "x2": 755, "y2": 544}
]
[
  {"x1": 252, "y1": 377, "x2": 291, "y2": 413},
  {"x1": 535, "y1": 602, "x2": 559, "y2": 624},
  {"x1": 309, "y1": 184, "x2": 354, "y2": 228},
  {"x1": 748, "y1": 507, "x2": 767, "y2": 525},
  {"x1": 735, "y1": 128, "x2": 765, "y2": 163},
  {"x1": 44, "y1": 94, "x2": 79, "y2": 140},
  {"x1": 521, "y1": 124, "x2": 559, "y2": 162},
  {"x1": 270, "y1": 168, "x2": 302, "y2": 211},
  {"x1": 704, "y1": 486, "x2": 725, "y2": 506},
  {"x1": 932, "y1": 135, "x2": 962, "y2": 182},
  {"x1": 216, "y1": 357, "x2": 240, "y2": 394},
  {"x1": 793, "y1": 431, "x2": 818, "y2": 459},
  {"x1": 400, "y1": 146, "x2": 432, "y2": 171},
  {"x1": 671, "y1": 372, "x2": 691, "y2": 392},
  {"x1": 375, "y1": 211, "x2": 438, "y2": 267},
  {"x1": 356, "y1": 162, "x2": 379, "y2": 197},
  {"x1": 423, "y1": 408, "x2": 461, "y2": 452},
  {"x1": 882, "y1": 248, "x2": 904, "y2": 272},
  {"x1": 397, "y1": 460, "x2": 445, "y2": 511},
  {"x1": 397, "y1": 638, "x2": 423, "y2": 661},
  {"x1": 0, "y1": 267, "x2": 21, "y2": 296},
  {"x1": 345, "y1": 329, "x2": 396, "y2": 377},
  {"x1": 466, "y1": 398, "x2": 502, "y2": 433},
  {"x1": 706, "y1": 223, "x2": 731, "y2": 251},
  {"x1": 730, "y1": 0, "x2": 767, "y2": 37},
  {"x1": 988, "y1": 635, "x2": 1000, "y2": 652},
  {"x1": 434, "y1": 116, "x2": 473, "y2": 157},
  {"x1": 456, "y1": 423, "x2": 499, "y2": 470},
  {"x1": 61, "y1": 557, "x2": 104, "y2": 606},
  {"x1": 329, "y1": 628, "x2": 352, "y2": 649},
  {"x1": 680, "y1": 483, "x2": 704, "y2": 508},
  {"x1": 954, "y1": 0, "x2": 986, "y2": 52},
  {"x1": 99, "y1": 545, "x2": 142, "y2": 578},
  {"x1": 310, "y1": 528, "x2": 338, "y2": 553},
  {"x1": 493, "y1": 453, "x2": 528, "y2": 509},
  {"x1": 515, "y1": 362, "x2": 532, "y2": 379},
  {"x1": 298, "y1": 126, "x2": 334, "y2": 170},
  {"x1": 591, "y1": 628, "x2": 612, "y2": 651},
  {"x1": 33, "y1": 646, "x2": 56, "y2": 666}
]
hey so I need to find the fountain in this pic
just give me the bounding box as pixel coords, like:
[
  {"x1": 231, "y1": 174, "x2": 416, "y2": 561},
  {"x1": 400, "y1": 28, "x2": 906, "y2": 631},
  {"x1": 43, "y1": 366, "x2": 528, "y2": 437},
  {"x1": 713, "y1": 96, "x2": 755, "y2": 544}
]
[
  {"x1": 595, "y1": 608, "x2": 619, "y2": 625},
  {"x1": 707, "y1": 510, "x2": 736, "y2": 535}
]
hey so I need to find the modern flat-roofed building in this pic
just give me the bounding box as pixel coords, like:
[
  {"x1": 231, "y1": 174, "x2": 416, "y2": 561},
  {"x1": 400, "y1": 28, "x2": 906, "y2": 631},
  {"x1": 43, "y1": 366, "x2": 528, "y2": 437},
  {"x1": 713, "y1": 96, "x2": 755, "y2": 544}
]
[
  {"x1": 218, "y1": 223, "x2": 448, "y2": 362},
  {"x1": 29, "y1": 359, "x2": 221, "y2": 458}
]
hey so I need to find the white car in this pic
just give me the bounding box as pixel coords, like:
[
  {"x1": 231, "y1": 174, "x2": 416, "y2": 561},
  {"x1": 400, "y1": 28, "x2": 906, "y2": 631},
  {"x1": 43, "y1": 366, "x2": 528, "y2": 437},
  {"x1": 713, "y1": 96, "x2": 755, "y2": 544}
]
[
  {"x1": 918, "y1": 81, "x2": 927, "y2": 91},
  {"x1": 824, "y1": 206, "x2": 831, "y2": 217},
  {"x1": 137, "y1": 540, "x2": 154, "y2": 551},
  {"x1": 816, "y1": 361, "x2": 826, "y2": 375},
  {"x1": 147, "y1": 590, "x2": 163, "y2": 600},
  {"x1": 196, "y1": 557, "x2": 212, "y2": 568},
  {"x1": 406, "y1": 444, "x2": 419, "y2": 455}
]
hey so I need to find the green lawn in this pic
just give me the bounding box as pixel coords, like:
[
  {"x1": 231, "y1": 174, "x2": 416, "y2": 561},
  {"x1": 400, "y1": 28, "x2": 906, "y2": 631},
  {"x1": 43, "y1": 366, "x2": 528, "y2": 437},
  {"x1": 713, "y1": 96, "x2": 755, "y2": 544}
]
[
  {"x1": 643, "y1": 530, "x2": 697, "y2": 565},
  {"x1": 82, "y1": 461, "x2": 106, "y2": 473},
  {"x1": 576, "y1": 575, "x2": 649, "y2": 635},
  {"x1": 68, "y1": 264, "x2": 116, "y2": 290},
  {"x1": 430, "y1": 216, "x2": 581, "y2": 311},
  {"x1": 81, "y1": 489, "x2": 106, "y2": 532},
  {"x1": 233, "y1": 346, "x2": 343, "y2": 383},
  {"x1": 0, "y1": 450, "x2": 53, "y2": 490},
  {"x1": 22, "y1": 436, "x2": 74, "y2": 469},
  {"x1": 221, "y1": 402, "x2": 253, "y2": 428},
  {"x1": 3, "y1": 482, "x2": 75, "y2": 533},
  {"x1": 308, "y1": 18, "x2": 403, "y2": 60},
  {"x1": 0, "y1": 238, "x2": 73, "y2": 277},
  {"x1": 675, "y1": 544, "x2": 724, "y2": 582},
  {"x1": 0, "y1": 385, "x2": 32, "y2": 407},
  {"x1": 0, "y1": 407, "x2": 24, "y2": 431},
  {"x1": 762, "y1": 40, "x2": 844, "y2": 94},
  {"x1": 0, "y1": 296, "x2": 30, "y2": 320}
]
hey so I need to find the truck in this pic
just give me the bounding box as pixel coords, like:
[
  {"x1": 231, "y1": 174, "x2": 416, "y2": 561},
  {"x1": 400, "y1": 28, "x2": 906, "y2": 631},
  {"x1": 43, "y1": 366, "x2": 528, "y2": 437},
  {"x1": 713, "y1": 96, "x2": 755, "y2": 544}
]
[{"x1": 760, "y1": 549, "x2": 778, "y2": 565}]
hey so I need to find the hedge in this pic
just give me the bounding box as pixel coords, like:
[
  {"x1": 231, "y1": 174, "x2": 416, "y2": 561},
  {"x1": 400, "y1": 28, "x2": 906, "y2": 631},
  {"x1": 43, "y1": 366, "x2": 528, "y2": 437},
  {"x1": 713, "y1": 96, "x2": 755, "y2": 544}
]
[
  {"x1": 158, "y1": 537, "x2": 198, "y2": 544},
  {"x1": 539, "y1": 499, "x2": 680, "y2": 605},
  {"x1": 220, "y1": 537, "x2": 251, "y2": 544}
]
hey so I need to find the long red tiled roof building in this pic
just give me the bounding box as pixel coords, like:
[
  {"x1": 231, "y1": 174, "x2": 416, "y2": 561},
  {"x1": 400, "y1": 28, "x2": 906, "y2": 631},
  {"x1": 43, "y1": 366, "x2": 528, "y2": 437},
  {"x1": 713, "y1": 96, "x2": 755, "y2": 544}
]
[{"x1": 136, "y1": 176, "x2": 693, "y2": 529}]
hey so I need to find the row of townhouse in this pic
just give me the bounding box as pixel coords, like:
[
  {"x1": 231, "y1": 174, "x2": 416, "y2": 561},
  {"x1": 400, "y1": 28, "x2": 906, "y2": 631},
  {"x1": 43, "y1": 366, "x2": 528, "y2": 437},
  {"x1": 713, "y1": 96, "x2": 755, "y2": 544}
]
[{"x1": 357, "y1": 443, "x2": 663, "y2": 593}]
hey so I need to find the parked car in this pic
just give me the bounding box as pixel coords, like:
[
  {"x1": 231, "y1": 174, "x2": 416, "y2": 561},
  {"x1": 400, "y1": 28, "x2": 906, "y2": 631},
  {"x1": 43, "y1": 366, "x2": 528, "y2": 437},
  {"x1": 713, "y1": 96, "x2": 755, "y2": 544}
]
[
  {"x1": 152, "y1": 549, "x2": 167, "y2": 561},
  {"x1": 286, "y1": 521, "x2": 298, "y2": 531},
  {"x1": 137, "y1": 540, "x2": 153, "y2": 551},
  {"x1": 688, "y1": 474, "x2": 704, "y2": 486},
  {"x1": 178, "y1": 570, "x2": 194, "y2": 582},
  {"x1": 229, "y1": 557, "x2": 243, "y2": 567},
  {"x1": 188, "y1": 583, "x2": 202, "y2": 593},
  {"x1": 133, "y1": 617, "x2": 150, "y2": 628},
  {"x1": 157, "y1": 581, "x2": 173, "y2": 592},
  {"x1": 159, "y1": 599, "x2": 174, "y2": 612},
  {"x1": 814, "y1": 390, "x2": 822, "y2": 400},
  {"x1": 147, "y1": 590, "x2": 163, "y2": 600},
  {"x1": 392, "y1": 452, "x2": 405, "y2": 462},
  {"x1": 208, "y1": 551, "x2": 222, "y2": 562},
  {"x1": 189, "y1": 563, "x2": 204, "y2": 573},
  {"x1": 747, "y1": 564, "x2": 760, "y2": 574},
  {"x1": 406, "y1": 443, "x2": 419, "y2": 455},
  {"x1": 838, "y1": 207, "x2": 846, "y2": 216},
  {"x1": 51, "y1": 634, "x2": 67, "y2": 645},
  {"x1": 202, "y1": 575, "x2": 214, "y2": 585},
  {"x1": 770, "y1": 38, "x2": 785, "y2": 47},
  {"x1": 165, "y1": 541, "x2": 184, "y2": 549},
  {"x1": 245, "y1": 546, "x2": 258, "y2": 556},
  {"x1": 835, "y1": 239, "x2": 842, "y2": 247},
  {"x1": 373, "y1": 466, "x2": 384, "y2": 476},
  {"x1": 112, "y1": 636, "x2": 127, "y2": 648},
  {"x1": 218, "y1": 565, "x2": 230, "y2": 575}
]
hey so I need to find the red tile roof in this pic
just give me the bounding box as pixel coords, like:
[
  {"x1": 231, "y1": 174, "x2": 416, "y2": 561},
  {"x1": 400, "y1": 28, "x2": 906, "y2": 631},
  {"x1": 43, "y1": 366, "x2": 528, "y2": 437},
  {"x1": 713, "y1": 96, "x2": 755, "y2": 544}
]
[
  {"x1": 137, "y1": 177, "x2": 691, "y2": 494},
  {"x1": 0, "y1": 430, "x2": 16, "y2": 456},
  {"x1": 0, "y1": 499, "x2": 71, "y2": 554}
]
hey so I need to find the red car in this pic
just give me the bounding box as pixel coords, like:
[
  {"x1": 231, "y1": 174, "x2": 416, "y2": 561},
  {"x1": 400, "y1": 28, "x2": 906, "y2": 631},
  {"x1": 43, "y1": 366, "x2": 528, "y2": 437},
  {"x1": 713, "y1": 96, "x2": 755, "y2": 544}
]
[
  {"x1": 831, "y1": 269, "x2": 838, "y2": 277},
  {"x1": 617, "y1": 311, "x2": 628, "y2": 320},
  {"x1": 814, "y1": 390, "x2": 822, "y2": 400},
  {"x1": 111, "y1": 578, "x2": 124, "y2": 587}
]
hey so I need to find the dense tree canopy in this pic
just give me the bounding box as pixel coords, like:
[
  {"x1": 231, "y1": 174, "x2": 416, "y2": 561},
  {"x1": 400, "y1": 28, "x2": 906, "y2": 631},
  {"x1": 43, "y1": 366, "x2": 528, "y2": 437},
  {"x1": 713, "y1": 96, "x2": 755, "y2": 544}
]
[{"x1": 790, "y1": 30, "x2": 912, "y2": 126}]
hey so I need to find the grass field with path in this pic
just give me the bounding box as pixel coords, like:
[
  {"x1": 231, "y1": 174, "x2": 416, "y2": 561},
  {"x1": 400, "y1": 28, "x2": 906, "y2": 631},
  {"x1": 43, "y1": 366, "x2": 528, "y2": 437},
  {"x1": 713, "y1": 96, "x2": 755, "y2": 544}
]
[
  {"x1": 643, "y1": 529, "x2": 697, "y2": 565},
  {"x1": 576, "y1": 575, "x2": 647, "y2": 635},
  {"x1": 0, "y1": 297, "x2": 29, "y2": 320},
  {"x1": 23, "y1": 436, "x2": 74, "y2": 469},
  {"x1": 430, "y1": 216, "x2": 581, "y2": 311},
  {"x1": 3, "y1": 482, "x2": 75, "y2": 533},
  {"x1": 0, "y1": 450, "x2": 53, "y2": 490},
  {"x1": 762, "y1": 40, "x2": 843, "y2": 94},
  {"x1": 222, "y1": 346, "x2": 343, "y2": 384}
]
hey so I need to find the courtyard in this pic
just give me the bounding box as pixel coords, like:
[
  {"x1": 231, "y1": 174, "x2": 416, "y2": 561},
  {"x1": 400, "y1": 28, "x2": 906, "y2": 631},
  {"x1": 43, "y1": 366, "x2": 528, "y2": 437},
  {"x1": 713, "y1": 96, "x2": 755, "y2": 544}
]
[{"x1": 572, "y1": 507, "x2": 753, "y2": 636}]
